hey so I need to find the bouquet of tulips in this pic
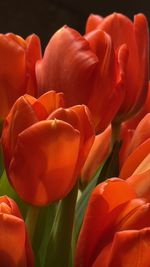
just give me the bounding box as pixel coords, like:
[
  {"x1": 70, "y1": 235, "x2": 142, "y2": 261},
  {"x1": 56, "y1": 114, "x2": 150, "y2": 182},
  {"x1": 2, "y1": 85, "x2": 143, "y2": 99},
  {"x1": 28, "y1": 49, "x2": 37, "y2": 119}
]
[{"x1": 0, "y1": 12, "x2": 149, "y2": 267}]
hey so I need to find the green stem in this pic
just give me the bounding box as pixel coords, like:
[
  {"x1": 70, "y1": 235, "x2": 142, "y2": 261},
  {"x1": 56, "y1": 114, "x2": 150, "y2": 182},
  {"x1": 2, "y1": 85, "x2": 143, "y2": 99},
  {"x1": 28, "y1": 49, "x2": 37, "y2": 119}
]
[
  {"x1": 25, "y1": 205, "x2": 40, "y2": 243},
  {"x1": 110, "y1": 121, "x2": 121, "y2": 150},
  {"x1": 44, "y1": 182, "x2": 78, "y2": 267}
]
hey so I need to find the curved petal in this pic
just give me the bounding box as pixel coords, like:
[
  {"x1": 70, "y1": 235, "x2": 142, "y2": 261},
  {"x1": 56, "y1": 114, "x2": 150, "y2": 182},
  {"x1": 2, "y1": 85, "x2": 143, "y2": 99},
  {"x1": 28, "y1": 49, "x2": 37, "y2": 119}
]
[
  {"x1": 123, "y1": 82, "x2": 150, "y2": 130},
  {"x1": 0, "y1": 196, "x2": 21, "y2": 218},
  {"x1": 120, "y1": 138, "x2": 150, "y2": 179},
  {"x1": 0, "y1": 34, "x2": 26, "y2": 118},
  {"x1": 38, "y1": 91, "x2": 64, "y2": 116},
  {"x1": 36, "y1": 26, "x2": 98, "y2": 106},
  {"x1": 120, "y1": 113, "x2": 150, "y2": 167},
  {"x1": 92, "y1": 228, "x2": 150, "y2": 267},
  {"x1": 131, "y1": 14, "x2": 149, "y2": 115},
  {"x1": 85, "y1": 14, "x2": 103, "y2": 33},
  {"x1": 0, "y1": 214, "x2": 27, "y2": 266},
  {"x1": 49, "y1": 105, "x2": 95, "y2": 173},
  {"x1": 127, "y1": 154, "x2": 150, "y2": 201},
  {"x1": 75, "y1": 178, "x2": 136, "y2": 267},
  {"x1": 9, "y1": 120, "x2": 80, "y2": 206},
  {"x1": 69, "y1": 105, "x2": 95, "y2": 170},
  {"x1": 85, "y1": 30, "x2": 127, "y2": 130},
  {"x1": 81, "y1": 126, "x2": 111, "y2": 186},
  {"x1": 97, "y1": 13, "x2": 149, "y2": 119},
  {"x1": 2, "y1": 95, "x2": 39, "y2": 171},
  {"x1": 0, "y1": 196, "x2": 34, "y2": 267},
  {"x1": 25, "y1": 34, "x2": 42, "y2": 96}
]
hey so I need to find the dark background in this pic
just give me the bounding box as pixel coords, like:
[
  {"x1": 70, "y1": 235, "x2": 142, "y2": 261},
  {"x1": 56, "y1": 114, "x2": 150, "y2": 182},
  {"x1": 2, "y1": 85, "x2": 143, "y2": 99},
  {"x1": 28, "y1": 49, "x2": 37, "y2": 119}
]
[{"x1": 0, "y1": 0, "x2": 149, "y2": 50}]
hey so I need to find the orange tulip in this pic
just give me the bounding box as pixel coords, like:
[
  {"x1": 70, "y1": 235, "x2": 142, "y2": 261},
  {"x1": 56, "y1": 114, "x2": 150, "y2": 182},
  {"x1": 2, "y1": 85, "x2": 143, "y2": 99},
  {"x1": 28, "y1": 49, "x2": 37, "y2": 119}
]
[
  {"x1": 86, "y1": 13, "x2": 149, "y2": 122},
  {"x1": 75, "y1": 178, "x2": 150, "y2": 267},
  {"x1": 0, "y1": 195, "x2": 34, "y2": 266},
  {"x1": 36, "y1": 25, "x2": 128, "y2": 132},
  {"x1": 2, "y1": 91, "x2": 94, "y2": 206},
  {"x1": 0, "y1": 33, "x2": 41, "y2": 119}
]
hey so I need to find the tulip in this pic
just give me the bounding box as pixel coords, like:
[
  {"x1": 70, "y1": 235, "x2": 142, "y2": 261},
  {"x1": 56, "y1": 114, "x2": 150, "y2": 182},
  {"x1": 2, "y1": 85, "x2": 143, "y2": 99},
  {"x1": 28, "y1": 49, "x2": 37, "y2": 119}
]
[
  {"x1": 0, "y1": 195, "x2": 34, "y2": 266},
  {"x1": 86, "y1": 13, "x2": 149, "y2": 122},
  {"x1": 2, "y1": 91, "x2": 94, "y2": 206},
  {"x1": 0, "y1": 33, "x2": 41, "y2": 119},
  {"x1": 36, "y1": 25, "x2": 128, "y2": 132},
  {"x1": 75, "y1": 178, "x2": 150, "y2": 267}
]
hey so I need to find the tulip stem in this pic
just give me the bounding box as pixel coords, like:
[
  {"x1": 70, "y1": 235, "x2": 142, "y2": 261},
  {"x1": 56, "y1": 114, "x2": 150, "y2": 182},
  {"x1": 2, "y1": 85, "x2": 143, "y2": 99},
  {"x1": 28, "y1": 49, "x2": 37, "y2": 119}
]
[
  {"x1": 111, "y1": 121, "x2": 121, "y2": 150},
  {"x1": 44, "y1": 181, "x2": 78, "y2": 267},
  {"x1": 25, "y1": 205, "x2": 40, "y2": 244}
]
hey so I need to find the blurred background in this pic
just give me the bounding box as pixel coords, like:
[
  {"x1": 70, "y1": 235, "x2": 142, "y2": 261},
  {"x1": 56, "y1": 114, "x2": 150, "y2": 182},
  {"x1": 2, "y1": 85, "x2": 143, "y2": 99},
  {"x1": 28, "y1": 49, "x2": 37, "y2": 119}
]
[{"x1": 0, "y1": 0, "x2": 149, "y2": 49}]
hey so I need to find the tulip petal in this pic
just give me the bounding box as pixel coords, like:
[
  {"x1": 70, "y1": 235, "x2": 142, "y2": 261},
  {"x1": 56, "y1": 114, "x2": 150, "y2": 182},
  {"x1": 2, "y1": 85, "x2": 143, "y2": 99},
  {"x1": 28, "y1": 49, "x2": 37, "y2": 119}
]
[
  {"x1": 97, "y1": 13, "x2": 149, "y2": 119},
  {"x1": 92, "y1": 228, "x2": 150, "y2": 267},
  {"x1": 2, "y1": 96, "x2": 39, "y2": 170},
  {"x1": 120, "y1": 138, "x2": 150, "y2": 178},
  {"x1": 49, "y1": 105, "x2": 95, "y2": 172},
  {"x1": 0, "y1": 34, "x2": 26, "y2": 118},
  {"x1": 120, "y1": 113, "x2": 150, "y2": 167},
  {"x1": 85, "y1": 14, "x2": 103, "y2": 33},
  {"x1": 127, "y1": 154, "x2": 150, "y2": 201},
  {"x1": 81, "y1": 126, "x2": 111, "y2": 185},
  {"x1": 9, "y1": 120, "x2": 80, "y2": 206},
  {"x1": 25, "y1": 34, "x2": 42, "y2": 96},
  {"x1": 36, "y1": 26, "x2": 98, "y2": 106},
  {"x1": 85, "y1": 30, "x2": 127, "y2": 130},
  {"x1": 38, "y1": 91, "x2": 64, "y2": 115},
  {"x1": 75, "y1": 178, "x2": 136, "y2": 267},
  {"x1": 0, "y1": 214, "x2": 27, "y2": 267},
  {"x1": 132, "y1": 14, "x2": 149, "y2": 115}
]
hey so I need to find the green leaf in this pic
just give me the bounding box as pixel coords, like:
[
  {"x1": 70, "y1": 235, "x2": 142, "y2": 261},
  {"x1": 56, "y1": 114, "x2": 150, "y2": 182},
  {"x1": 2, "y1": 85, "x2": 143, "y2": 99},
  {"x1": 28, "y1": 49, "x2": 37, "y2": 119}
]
[
  {"x1": 34, "y1": 202, "x2": 57, "y2": 267},
  {"x1": 44, "y1": 183, "x2": 78, "y2": 267}
]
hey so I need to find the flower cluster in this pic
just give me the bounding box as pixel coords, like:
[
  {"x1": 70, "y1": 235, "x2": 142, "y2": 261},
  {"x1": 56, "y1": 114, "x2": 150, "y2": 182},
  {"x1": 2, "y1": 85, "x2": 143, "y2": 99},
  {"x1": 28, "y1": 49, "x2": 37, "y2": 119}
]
[{"x1": 0, "y1": 12, "x2": 149, "y2": 267}]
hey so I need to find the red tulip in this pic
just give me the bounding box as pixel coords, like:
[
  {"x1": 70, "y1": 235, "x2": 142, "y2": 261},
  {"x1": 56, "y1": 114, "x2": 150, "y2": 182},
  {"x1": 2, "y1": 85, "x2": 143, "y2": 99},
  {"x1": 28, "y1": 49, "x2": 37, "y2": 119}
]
[
  {"x1": 2, "y1": 91, "x2": 94, "y2": 206},
  {"x1": 75, "y1": 178, "x2": 150, "y2": 267},
  {"x1": 36, "y1": 25, "x2": 128, "y2": 132},
  {"x1": 0, "y1": 33, "x2": 41, "y2": 119},
  {"x1": 0, "y1": 195, "x2": 34, "y2": 267},
  {"x1": 86, "y1": 13, "x2": 149, "y2": 122}
]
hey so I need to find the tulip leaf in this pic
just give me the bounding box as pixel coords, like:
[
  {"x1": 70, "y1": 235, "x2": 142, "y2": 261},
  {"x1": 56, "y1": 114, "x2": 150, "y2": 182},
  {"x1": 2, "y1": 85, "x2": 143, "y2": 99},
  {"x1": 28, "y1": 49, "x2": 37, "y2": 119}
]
[
  {"x1": 44, "y1": 182, "x2": 78, "y2": 267},
  {"x1": 36, "y1": 202, "x2": 58, "y2": 267},
  {"x1": 74, "y1": 163, "x2": 104, "y2": 241}
]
